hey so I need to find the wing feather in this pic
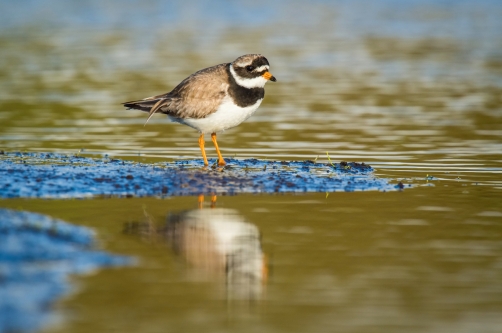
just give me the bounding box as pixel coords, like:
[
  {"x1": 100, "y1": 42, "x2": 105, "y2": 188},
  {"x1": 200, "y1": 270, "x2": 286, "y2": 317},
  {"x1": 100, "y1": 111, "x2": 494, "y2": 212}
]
[{"x1": 123, "y1": 63, "x2": 229, "y2": 122}]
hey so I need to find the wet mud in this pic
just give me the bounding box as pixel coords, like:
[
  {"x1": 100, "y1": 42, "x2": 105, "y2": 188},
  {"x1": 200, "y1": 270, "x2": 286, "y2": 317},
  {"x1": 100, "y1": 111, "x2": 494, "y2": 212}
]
[{"x1": 0, "y1": 152, "x2": 406, "y2": 199}]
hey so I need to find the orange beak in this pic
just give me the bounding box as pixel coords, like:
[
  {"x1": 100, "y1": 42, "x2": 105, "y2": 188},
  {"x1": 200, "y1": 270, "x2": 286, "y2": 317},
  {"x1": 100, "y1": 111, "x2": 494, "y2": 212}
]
[{"x1": 262, "y1": 71, "x2": 277, "y2": 82}]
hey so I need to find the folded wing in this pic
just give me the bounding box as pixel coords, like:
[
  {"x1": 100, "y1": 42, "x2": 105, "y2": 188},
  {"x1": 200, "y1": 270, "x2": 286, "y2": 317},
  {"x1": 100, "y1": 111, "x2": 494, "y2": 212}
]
[{"x1": 122, "y1": 63, "x2": 230, "y2": 124}]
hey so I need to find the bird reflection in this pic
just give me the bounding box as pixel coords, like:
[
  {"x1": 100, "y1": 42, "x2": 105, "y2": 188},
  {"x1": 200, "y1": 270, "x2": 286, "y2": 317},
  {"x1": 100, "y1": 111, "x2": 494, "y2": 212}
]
[{"x1": 125, "y1": 196, "x2": 267, "y2": 301}]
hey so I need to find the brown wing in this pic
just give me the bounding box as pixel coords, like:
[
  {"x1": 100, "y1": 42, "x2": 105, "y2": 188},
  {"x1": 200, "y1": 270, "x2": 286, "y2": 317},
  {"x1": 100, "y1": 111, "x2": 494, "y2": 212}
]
[{"x1": 123, "y1": 63, "x2": 229, "y2": 123}]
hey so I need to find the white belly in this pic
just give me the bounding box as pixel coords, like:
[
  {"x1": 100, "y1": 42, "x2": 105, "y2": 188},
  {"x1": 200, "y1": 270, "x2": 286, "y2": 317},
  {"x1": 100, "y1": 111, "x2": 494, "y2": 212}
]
[{"x1": 171, "y1": 97, "x2": 263, "y2": 134}]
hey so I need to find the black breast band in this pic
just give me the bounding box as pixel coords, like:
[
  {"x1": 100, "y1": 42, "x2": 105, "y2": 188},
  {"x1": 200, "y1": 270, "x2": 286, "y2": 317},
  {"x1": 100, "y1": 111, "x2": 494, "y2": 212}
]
[{"x1": 226, "y1": 64, "x2": 265, "y2": 107}]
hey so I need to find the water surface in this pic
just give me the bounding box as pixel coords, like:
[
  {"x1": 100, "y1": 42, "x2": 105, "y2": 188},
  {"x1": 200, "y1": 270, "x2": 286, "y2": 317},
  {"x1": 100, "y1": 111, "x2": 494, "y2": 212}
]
[{"x1": 0, "y1": 1, "x2": 501, "y2": 332}]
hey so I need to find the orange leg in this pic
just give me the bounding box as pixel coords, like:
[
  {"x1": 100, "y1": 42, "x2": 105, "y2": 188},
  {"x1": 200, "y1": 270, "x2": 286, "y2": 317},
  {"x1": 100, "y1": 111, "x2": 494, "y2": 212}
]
[
  {"x1": 262, "y1": 254, "x2": 268, "y2": 283},
  {"x1": 198, "y1": 194, "x2": 204, "y2": 209},
  {"x1": 198, "y1": 134, "x2": 208, "y2": 166},
  {"x1": 211, "y1": 132, "x2": 226, "y2": 166},
  {"x1": 210, "y1": 194, "x2": 217, "y2": 208}
]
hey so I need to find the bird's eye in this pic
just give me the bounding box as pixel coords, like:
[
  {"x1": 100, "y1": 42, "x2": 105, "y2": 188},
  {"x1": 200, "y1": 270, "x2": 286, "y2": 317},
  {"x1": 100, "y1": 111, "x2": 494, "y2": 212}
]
[{"x1": 245, "y1": 65, "x2": 255, "y2": 72}]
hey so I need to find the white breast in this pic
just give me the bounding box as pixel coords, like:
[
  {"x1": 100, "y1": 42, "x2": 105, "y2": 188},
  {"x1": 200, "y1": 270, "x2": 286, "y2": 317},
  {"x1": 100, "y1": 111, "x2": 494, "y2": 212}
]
[{"x1": 174, "y1": 96, "x2": 263, "y2": 134}]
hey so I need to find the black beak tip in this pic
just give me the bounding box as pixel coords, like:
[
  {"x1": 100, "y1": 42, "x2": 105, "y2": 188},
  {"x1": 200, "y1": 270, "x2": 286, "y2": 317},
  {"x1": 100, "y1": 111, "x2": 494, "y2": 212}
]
[{"x1": 270, "y1": 76, "x2": 277, "y2": 82}]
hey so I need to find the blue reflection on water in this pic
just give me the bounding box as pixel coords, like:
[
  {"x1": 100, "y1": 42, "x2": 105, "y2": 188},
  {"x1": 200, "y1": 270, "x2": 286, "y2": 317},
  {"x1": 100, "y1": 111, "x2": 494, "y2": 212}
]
[{"x1": 0, "y1": 209, "x2": 131, "y2": 333}]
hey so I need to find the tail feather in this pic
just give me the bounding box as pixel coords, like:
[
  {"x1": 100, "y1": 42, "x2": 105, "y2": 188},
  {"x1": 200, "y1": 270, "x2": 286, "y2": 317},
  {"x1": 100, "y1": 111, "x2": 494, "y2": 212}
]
[
  {"x1": 123, "y1": 99, "x2": 159, "y2": 112},
  {"x1": 123, "y1": 97, "x2": 171, "y2": 125}
]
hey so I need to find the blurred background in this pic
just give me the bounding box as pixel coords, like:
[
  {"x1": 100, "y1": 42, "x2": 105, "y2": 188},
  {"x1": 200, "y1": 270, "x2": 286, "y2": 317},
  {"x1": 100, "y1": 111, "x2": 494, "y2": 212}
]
[
  {"x1": 1, "y1": 0, "x2": 501, "y2": 163},
  {"x1": 1, "y1": 1, "x2": 502, "y2": 333}
]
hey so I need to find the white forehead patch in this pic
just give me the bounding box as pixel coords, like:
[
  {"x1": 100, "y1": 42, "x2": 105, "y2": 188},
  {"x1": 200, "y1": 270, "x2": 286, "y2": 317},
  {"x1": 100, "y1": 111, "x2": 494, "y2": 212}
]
[
  {"x1": 229, "y1": 65, "x2": 268, "y2": 89},
  {"x1": 254, "y1": 65, "x2": 269, "y2": 72}
]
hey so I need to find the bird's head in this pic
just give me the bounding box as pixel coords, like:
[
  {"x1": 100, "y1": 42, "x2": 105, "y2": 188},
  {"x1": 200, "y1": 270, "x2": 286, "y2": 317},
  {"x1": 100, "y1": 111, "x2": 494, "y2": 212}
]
[{"x1": 230, "y1": 54, "x2": 276, "y2": 89}]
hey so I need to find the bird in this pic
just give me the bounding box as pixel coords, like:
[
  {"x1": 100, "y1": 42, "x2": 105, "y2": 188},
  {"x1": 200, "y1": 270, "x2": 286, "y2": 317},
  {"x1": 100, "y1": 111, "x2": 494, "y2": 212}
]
[{"x1": 123, "y1": 54, "x2": 276, "y2": 166}]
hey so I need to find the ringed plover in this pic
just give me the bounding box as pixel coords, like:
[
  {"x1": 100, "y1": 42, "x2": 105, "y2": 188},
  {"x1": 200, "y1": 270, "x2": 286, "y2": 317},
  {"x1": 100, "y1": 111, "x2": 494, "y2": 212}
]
[{"x1": 123, "y1": 54, "x2": 276, "y2": 166}]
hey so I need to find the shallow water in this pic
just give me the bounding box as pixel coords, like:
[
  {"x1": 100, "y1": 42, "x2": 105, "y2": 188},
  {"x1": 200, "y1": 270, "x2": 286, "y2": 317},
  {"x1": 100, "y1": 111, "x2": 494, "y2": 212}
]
[{"x1": 0, "y1": 0, "x2": 501, "y2": 332}]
